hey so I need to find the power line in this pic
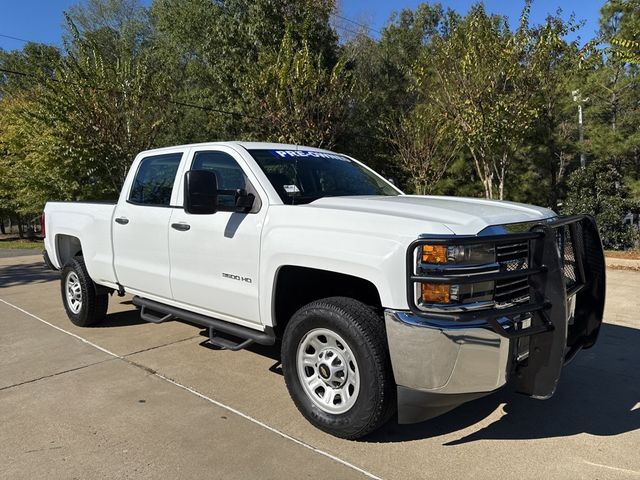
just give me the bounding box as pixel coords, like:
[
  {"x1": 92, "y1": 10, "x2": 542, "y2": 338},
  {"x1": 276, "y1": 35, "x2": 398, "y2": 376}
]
[
  {"x1": 330, "y1": 13, "x2": 382, "y2": 36},
  {"x1": 169, "y1": 99, "x2": 259, "y2": 120},
  {"x1": 332, "y1": 23, "x2": 369, "y2": 38},
  {"x1": 0, "y1": 67, "x2": 30, "y2": 77},
  {"x1": 0, "y1": 10, "x2": 383, "y2": 48},
  {"x1": 0, "y1": 66, "x2": 387, "y2": 142},
  {"x1": 0, "y1": 66, "x2": 258, "y2": 120},
  {"x1": 1, "y1": 24, "x2": 371, "y2": 46},
  {"x1": 0, "y1": 33, "x2": 34, "y2": 44},
  {"x1": 0, "y1": 9, "x2": 386, "y2": 118}
]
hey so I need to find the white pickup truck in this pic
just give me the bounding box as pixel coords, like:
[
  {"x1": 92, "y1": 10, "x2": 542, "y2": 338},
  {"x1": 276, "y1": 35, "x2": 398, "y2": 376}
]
[{"x1": 43, "y1": 141, "x2": 606, "y2": 439}]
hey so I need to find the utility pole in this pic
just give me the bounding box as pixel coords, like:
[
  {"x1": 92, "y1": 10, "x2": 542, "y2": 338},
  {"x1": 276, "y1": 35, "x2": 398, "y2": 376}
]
[{"x1": 572, "y1": 90, "x2": 588, "y2": 169}]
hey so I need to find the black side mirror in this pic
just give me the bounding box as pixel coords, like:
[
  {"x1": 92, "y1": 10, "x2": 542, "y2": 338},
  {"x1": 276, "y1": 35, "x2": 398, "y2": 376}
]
[
  {"x1": 184, "y1": 170, "x2": 218, "y2": 215},
  {"x1": 234, "y1": 189, "x2": 255, "y2": 213}
]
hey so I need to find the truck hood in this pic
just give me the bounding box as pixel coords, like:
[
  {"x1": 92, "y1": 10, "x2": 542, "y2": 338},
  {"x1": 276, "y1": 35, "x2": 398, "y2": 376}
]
[{"x1": 307, "y1": 195, "x2": 556, "y2": 235}]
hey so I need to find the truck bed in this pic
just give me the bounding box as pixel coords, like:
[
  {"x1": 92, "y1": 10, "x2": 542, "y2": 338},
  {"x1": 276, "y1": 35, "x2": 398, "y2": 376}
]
[{"x1": 44, "y1": 201, "x2": 118, "y2": 286}]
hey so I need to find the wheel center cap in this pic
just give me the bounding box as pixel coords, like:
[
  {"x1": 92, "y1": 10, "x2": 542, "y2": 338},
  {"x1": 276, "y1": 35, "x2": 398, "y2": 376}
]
[
  {"x1": 316, "y1": 347, "x2": 348, "y2": 387},
  {"x1": 318, "y1": 364, "x2": 330, "y2": 379}
]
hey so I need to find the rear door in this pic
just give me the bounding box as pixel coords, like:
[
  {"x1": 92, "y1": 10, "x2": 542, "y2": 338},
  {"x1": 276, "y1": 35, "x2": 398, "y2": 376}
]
[
  {"x1": 112, "y1": 149, "x2": 185, "y2": 299},
  {"x1": 168, "y1": 146, "x2": 266, "y2": 326}
]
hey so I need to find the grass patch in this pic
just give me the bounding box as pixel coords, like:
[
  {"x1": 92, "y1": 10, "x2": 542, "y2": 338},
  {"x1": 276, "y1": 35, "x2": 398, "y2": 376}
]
[{"x1": 0, "y1": 239, "x2": 44, "y2": 250}]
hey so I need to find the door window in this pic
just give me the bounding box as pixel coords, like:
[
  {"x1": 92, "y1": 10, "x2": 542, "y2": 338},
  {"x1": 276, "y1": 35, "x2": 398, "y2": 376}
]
[{"x1": 192, "y1": 151, "x2": 248, "y2": 208}]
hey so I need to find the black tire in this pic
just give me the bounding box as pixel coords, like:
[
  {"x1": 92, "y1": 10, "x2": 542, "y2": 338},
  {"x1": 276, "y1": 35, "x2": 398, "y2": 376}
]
[
  {"x1": 281, "y1": 297, "x2": 395, "y2": 439},
  {"x1": 60, "y1": 256, "x2": 108, "y2": 327}
]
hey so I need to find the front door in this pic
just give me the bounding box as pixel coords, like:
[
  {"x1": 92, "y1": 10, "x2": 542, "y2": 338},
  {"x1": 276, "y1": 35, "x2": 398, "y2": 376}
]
[
  {"x1": 113, "y1": 150, "x2": 184, "y2": 299},
  {"x1": 168, "y1": 147, "x2": 266, "y2": 326}
]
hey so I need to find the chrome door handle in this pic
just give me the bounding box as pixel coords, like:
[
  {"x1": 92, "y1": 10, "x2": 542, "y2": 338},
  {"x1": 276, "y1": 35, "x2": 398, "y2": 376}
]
[
  {"x1": 171, "y1": 223, "x2": 191, "y2": 231},
  {"x1": 115, "y1": 217, "x2": 129, "y2": 225}
]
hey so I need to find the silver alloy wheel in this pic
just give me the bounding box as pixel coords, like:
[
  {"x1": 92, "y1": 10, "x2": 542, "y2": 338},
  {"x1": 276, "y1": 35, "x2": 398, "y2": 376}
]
[
  {"x1": 296, "y1": 328, "x2": 360, "y2": 414},
  {"x1": 65, "y1": 271, "x2": 82, "y2": 314}
]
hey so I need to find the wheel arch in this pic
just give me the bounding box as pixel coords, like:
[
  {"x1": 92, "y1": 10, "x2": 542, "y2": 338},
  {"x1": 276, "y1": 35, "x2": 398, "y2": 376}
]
[
  {"x1": 271, "y1": 265, "x2": 383, "y2": 337},
  {"x1": 56, "y1": 234, "x2": 83, "y2": 267}
]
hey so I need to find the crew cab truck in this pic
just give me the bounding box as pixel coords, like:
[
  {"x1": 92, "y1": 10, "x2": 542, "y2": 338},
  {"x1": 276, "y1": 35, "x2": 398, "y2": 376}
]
[{"x1": 43, "y1": 142, "x2": 606, "y2": 439}]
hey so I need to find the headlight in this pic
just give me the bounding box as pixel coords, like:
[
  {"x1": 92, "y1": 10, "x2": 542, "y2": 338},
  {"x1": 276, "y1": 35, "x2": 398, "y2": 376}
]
[
  {"x1": 421, "y1": 243, "x2": 495, "y2": 265},
  {"x1": 419, "y1": 243, "x2": 496, "y2": 305},
  {"x1": 421, "y1": 244, "x2": 448, "y2": 263}
]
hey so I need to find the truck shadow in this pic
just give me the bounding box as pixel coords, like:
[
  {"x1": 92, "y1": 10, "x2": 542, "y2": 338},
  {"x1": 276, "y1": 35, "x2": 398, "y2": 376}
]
[
  {"x1": 93, "y1": 307, "x2": 148, "y2": 327},
  {"x1": 364, "y1": 322, "x2": 640, "y2": 444},
  {"x1": 0, "y1": 261, "x2": 59, "y2": 288}
]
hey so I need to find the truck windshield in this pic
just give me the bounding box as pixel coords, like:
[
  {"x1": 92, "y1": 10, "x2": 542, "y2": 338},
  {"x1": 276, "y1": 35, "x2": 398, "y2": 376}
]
[{"x1": 247, "y1": 149, "x2": 399, "y2": 205}]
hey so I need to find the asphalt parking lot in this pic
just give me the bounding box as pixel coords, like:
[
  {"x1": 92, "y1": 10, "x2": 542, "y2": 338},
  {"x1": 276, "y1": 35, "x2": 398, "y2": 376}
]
[{"x1": 1, "y1": 253, "x2": 639, "y2": 480}]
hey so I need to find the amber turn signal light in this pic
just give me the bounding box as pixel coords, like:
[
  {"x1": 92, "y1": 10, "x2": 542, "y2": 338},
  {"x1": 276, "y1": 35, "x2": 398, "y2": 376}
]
[
  {"x1": 421, "y1": 283, "x2": 450, "y2": 303},
  {"x1": 421, "y1": 244, "x2": 447, "y2": 264}
]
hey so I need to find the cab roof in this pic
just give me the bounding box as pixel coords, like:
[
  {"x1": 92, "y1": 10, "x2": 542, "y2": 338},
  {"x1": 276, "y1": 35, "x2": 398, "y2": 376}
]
[{"x1": 137, "y1": 141, "x2": 337, "y2": 157}]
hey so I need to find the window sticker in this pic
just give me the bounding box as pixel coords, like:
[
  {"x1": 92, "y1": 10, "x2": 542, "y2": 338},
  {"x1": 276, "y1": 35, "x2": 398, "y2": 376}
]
[
  {"x1": 272, "y1": 150, "x2": 348, "y2": 161},
  {"x1": 283, "y1": 184, "x2": 300, "y2": 193}
]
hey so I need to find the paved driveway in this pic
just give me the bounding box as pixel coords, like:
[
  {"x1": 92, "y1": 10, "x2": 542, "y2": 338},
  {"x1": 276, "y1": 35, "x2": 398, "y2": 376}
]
[{"x1": 1, "y1": 253, "x2": 638, "y2": 479}]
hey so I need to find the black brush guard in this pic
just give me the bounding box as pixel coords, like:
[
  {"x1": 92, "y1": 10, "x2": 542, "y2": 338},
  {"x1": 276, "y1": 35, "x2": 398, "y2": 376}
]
[{"x1": 406, "y1": 215, "x2": 606, "y2": 399}]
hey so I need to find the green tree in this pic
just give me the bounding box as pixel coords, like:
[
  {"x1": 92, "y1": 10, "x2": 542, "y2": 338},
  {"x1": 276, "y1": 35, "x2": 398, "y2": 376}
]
[
  {"x1": 340, "y1": 4, "x2": 447, "y2": 175},
  {"x1": 150, "y1": 0, "x2": 339, "y2": 142},
  {"x1": 524, "y1": 15, "x2": 583, "y2": 208},
  {"x1": 0, "y1": 43, "x2": 61, "y2": 95},
  {"x1": 600, "y1": 0, "x2": 640, "y2": 64},
  {"x1": 418, "y1": 3, "x2": 543, "y2": 200},
  {"x1": 0, "y1": 2, "x2": 175, "y2": 210},
  {"x1": 581, "y1": 0, "x2": 640, "y2": 202},
  {"x1": 563, "y1": 158, "x2": 637, "y2": 248},
  {"x1": 387, "y1": 103, "x2": 458, "y2": 195},
  {"x1": 0, "y1": 93, "x2": 70, "y2": 215},
  {"x1": 241, "y1": 30, "x2": 353, "y2": 148},
  {"x1": 44, "y1": 15, "x2": 175, "y2": 196}
]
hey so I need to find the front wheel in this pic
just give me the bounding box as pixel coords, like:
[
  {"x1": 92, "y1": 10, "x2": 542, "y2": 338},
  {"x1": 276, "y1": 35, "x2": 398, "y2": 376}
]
[
  {"x1": 60, "y1": 256, "x2": 108, "y2": 327},
  {"x1": 281, "y1": 297, "x2": 395, "y2": 439}
]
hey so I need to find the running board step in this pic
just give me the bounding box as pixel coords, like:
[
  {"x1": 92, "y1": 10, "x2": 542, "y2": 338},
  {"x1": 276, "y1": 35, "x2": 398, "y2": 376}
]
[
  {"x1": 206, "y1": 327, "x2": 255, "y2": 351},
  {"x1": 140, "y1": 306, "x2": 174, "y2": 324},
  {"x1": 132, "y1": 296, "x2": 275, "y2": 347}
]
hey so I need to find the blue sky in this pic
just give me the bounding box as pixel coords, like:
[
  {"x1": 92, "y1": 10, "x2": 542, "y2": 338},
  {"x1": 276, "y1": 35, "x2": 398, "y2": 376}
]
[
  {"x1": 340, "y1": 0, "x2": 603, "y2": 42},
  {"x1": 0, "y1": 0, "x2": 604, "y2": 51}
]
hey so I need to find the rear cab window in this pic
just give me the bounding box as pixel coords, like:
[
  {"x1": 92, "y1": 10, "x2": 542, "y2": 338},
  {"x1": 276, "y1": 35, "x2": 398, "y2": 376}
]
[{"x1": 128, "y1": 152, "x2": 183, "y2": 206}]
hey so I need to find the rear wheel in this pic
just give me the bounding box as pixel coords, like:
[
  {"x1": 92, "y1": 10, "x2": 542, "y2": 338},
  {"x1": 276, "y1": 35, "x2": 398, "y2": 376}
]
[
  {"x1": 60, "y1": 256, "x2": 108, "y2": 327},
  {"x1": 281, "y1": 297, "x2": 395, "y2": 439}
]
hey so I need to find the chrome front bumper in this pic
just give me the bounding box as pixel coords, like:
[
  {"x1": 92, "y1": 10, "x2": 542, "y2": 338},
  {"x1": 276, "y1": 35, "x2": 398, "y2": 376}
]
[{"x1": 385, "y1": 309, "x2": 513, "y2": 423}]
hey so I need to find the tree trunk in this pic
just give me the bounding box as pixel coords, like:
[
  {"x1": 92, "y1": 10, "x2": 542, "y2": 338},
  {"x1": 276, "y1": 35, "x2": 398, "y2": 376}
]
[
  {"x1": 549, "y1": 167, "x2": 558, "y2": 211},
  {"x1": 548, "y1": 135, "x2": 557, "y2": 210},
  {"x1": 0, "y1": 219, "x2": 5, "y2": 235},
  {"x1": 497, "y1": 152, "x2": 507, "y2": 201},
  {"x1": 484, "y1": 163, "x2": 494, "y2": 199},
  {"x1": 611, "y1": 92, "x2": 617, "y2": 132},
  {"x1": 17, "y1": 215, "x2": 24, "y2": 239}
]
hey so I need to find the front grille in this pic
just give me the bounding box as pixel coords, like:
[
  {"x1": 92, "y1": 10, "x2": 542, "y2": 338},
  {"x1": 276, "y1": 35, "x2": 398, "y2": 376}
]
[
  {"x1": 495, "y1": 241, "x2": 530, "y2": 305},
  {"x1": 493, "y1": 224, "x2": 583, "y2": 305}
]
